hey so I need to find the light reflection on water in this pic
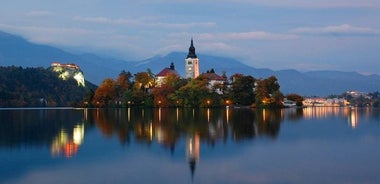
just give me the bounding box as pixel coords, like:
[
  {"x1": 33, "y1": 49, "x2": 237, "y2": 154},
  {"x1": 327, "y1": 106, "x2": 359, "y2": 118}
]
[
  {"x1": 0, "y1": 107, "x2": 379, "y2": 184},
  {"x1": 50, "y1": 123, "x2": 84, "y2": 158}
]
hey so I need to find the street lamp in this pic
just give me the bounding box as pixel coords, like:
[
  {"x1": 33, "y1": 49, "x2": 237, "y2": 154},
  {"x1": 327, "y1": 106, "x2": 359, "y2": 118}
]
[{"x1": 225, "y1": 100, "x2": 231, "y2": 107}]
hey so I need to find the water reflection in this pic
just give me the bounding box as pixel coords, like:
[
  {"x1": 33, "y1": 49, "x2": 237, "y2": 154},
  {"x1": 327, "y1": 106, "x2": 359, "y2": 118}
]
[
  {"x1": 90, "y1": 108, "x2": 283, "y2": 149},
  {"x1": 299, "y1": 107, "x2": 377, "y2": 129},
  {"x1": 349, "y1": 107, "x2": 359, "y2": 128},
  {"x1": 187, "y1": 133, "x2": 200, "y2": 179},
  {"x1": 1, "y1": 107, "x2": 380, "y2": 183},
  {"x1": 0, "y1": 107, "x2": 377, "y2": 154},
  {"x1": 50, "y1": 123, "x2": 84, "y2": 158},
  {"x1": 0, "y1": 109, "x2": 91, "y2": 157}
]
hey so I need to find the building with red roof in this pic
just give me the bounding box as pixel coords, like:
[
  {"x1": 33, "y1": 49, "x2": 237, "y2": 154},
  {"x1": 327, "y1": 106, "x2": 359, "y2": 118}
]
[
  {"x1": 155, "y1": 62, "x2": 180, "y2": 87},
  {"x1": 199, "y1": 70, "x2": 226, "y2": 94}
]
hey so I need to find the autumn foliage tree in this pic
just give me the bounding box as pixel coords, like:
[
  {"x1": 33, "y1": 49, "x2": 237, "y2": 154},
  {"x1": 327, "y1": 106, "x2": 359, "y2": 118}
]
[
  {"x1": 116, "y1": 70, "x2": 132, "y2": 106},
  {"x1": 152, "y1": 84, "x2": 176, "y2": 107},
  {"x1": 255, "y1": 76, "x2": 284, "y2": 107},
  {"x1": 116, "y1": 70, "x2": 132, "y2": 93},
  {"x1": 92, "y1": 78, "x2": 117, "y2": 107},
  {"x1": 133, "y1": 69, "x2": 154, "y2": 92},
  {"x1": 132, "y1": 70, "x2": 155, "y2": 106},
  {"x1": 177, "y1": 77, "x2": 209, "y2": 107},
  {"x1": 152, "y1": 73, "x2": 184, "y2": 107},
  {"x1": 90, "y1": 67, "x2": 286, "y2": 108}
]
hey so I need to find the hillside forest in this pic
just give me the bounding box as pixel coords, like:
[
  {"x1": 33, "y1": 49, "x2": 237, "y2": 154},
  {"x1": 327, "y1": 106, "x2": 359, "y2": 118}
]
[{"x1": 0, "y1": 66, "x2": 96, "y2": 107}]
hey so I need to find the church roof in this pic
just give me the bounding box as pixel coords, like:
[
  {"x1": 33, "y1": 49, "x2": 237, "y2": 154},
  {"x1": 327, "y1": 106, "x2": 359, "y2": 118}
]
[
  {"x1": 186, "y1": 38, "x2": 197, "y2": 59},
  {"x1": 200, "y1": 72, "x2": 225, "y2": 81},
  {"x1": 156, "y1": 67, "x2": 179, "y2": 77}
]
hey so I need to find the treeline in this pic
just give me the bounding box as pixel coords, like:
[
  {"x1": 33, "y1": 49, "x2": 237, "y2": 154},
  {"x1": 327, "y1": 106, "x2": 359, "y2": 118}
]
[
  {"x1": 335, "y1": 91, "x2": 380, "y2": 107},
  {"x1": 85, "y1": 69, "x2": 291, "y2": 108},
  {"x1": 0, "y1": 66, "x2": 96, "y2": 107}
]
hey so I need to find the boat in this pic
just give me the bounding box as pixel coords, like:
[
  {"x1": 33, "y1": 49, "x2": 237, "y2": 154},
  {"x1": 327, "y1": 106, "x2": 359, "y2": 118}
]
[{"x1": 283, "y1": 99, "x2": 297, "y2": 107}]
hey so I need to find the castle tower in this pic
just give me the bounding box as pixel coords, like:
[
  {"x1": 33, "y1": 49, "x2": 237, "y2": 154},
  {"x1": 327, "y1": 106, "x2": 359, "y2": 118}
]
[{"x1": 185, "y1": 38, "x2": 200, "y2": 79}]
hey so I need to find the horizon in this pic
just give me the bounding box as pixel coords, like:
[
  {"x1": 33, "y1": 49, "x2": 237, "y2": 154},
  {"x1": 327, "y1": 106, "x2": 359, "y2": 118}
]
[{"x1": 0, "y1": 1, "x2": 379, "y2": 75}]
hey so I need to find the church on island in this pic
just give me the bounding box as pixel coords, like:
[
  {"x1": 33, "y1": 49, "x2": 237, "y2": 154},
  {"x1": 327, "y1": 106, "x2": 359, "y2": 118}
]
[
  {"x1": 155, "y1": 38, "x2": 225, "y2": 91},
  {"x1": 185, "y1": 38, "x2": 200, "y2": 79}
]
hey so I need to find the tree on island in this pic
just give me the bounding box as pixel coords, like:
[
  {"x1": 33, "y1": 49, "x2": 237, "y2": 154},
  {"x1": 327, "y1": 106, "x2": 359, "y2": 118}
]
[
  {"x1": 152, "y1": 73, "x2": 185, "y2": 107},
  {"x1": 176, "y1": 76, "x2": 209, "y2": 108},
  {"x1": 255, "y1": 76, "x2": 283, "y2": 108},
  {"x1": 92, "y1": 78, "x2": 117, "y2": 107},
  {"x1": 230, "y1": 74, "x2": 256, "y2": 106},
  {"x1": 89, "y1": 68, "x2": 286, "y2": 108}
]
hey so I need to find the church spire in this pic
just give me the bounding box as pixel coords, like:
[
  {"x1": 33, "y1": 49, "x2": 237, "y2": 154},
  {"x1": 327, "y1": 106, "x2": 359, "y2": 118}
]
[
  {"x1": 186, "y1": 38, "x2": 197, "y2": 59},
  {"x1": 185, "y1": 37, "x2": 200, "y2": 79}
]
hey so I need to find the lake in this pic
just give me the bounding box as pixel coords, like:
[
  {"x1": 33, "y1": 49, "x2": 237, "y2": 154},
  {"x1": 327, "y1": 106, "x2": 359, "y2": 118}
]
[{"x1": 0, "y1": 107, "x2": 379, "y2": 184}]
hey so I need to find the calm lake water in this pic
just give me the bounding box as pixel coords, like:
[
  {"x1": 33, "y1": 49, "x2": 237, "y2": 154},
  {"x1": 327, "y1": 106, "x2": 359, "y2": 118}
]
[{"x1": 0, "y1": 107, "x2": 379, "y2": 184}]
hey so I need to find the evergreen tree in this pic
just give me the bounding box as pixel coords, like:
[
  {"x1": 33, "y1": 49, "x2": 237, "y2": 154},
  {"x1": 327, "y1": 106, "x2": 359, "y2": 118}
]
[{"x1": 231, "y1": 74, "x2": 256, "y2": 106}]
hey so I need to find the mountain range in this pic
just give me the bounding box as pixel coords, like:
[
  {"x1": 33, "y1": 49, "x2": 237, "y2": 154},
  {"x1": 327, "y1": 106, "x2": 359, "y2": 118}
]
[{"x1": 1, "y1": 30, "x2": 379, "y2": 96}]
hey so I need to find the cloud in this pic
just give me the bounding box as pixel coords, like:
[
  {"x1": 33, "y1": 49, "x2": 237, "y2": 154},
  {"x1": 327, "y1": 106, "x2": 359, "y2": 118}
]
[
  {"x1": 231, "y1": 0, "x2": 380, "y2": 8},
  {"x1": 291, "y1": 24, "x2": 380, "y2": 35},
  {"x1": 198, "y1": 32, "x2": 298, "y2": 41},
  {"x1": 0, "y1": 24, "x2": 92, "y2": 36},
  {"x1": 25, "y1": 10, "x2": 52, "y2": 17},
  {"x1": 164, "y1": 31, "x2": 298, "y2": 59},
  {"x1": 0, "y1": 23, "x2": 96, "y2": 45},
  {"x1": 226, "y1": 32, "x2": 298, "y2": 40},
  {"x1": 135, "y1": 0, "x2": 380, "y2": 8},
  {"x1": 123, "y1": 0, "x2": 380, "y2": 8},
  {"x1": 202, "y1": 42, "x2": 241, "y2": 52},
  {"x1": 0, "y1": 23, "x2": 151, "y2": 59},
  {"x1": 73, "y1": 16, "x2": 139, "y2": 25},
  {"x1": 73, "y1": 16, "x2": 216, "y2": 29}
]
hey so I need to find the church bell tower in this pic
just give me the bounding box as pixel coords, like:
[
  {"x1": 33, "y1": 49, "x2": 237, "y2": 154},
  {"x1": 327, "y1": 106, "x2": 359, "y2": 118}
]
[{"x1": 185, "y1": 38, "x2": 199, "y2": 79}]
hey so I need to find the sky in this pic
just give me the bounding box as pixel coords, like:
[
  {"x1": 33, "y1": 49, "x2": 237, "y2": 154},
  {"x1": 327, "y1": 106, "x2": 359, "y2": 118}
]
[{"x1": 0, "y1": 0, "x2": 379, "y2": 74}]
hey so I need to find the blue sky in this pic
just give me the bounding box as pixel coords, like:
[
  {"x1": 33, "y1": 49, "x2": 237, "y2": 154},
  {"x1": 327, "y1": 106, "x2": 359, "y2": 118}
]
[{"x1": 1, "y1": 0, "x2": 379, "y2": 74}]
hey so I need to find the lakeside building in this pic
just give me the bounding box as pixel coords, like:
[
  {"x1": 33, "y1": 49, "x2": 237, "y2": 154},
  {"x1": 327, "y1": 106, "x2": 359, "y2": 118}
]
[
  {"x1": 155, "y1": 62, "x2": 180, "y2": 87},
  {"x1": 303, "y1": 97, "x2": 349, "y2": 107},
  {"x1": 185, "y1": 38, "x2": 200, "y2": 79},
  {"x1": 51, "y1": 62, "x2": 85, "y2": 87},
  {"x1": 198, "y1": 71, "x2": 226, "y2": 95},
  {"x1": 346, "y1": 90, "x2": 370, "y2": 99},
  {"x1": 51, "y1": 62, "x2": 80, "y2": 70}
]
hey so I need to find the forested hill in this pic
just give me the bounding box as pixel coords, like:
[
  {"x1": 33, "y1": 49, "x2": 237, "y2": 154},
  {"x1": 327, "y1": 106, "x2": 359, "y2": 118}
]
[{"x1": 0, "y1": 66, "x2": 96, "y2": 107}]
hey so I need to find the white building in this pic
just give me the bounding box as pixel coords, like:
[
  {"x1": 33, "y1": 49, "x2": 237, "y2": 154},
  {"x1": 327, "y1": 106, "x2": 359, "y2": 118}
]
[
  {"x1": 185, "y1": 38, "x2": 200, "y2": 79},
  {"x1": 199, "y1": 71, "x2": 226, "y2": 94},
  {"x1": 303, "y1": 97, "x2": 348, "y2": 107}
]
